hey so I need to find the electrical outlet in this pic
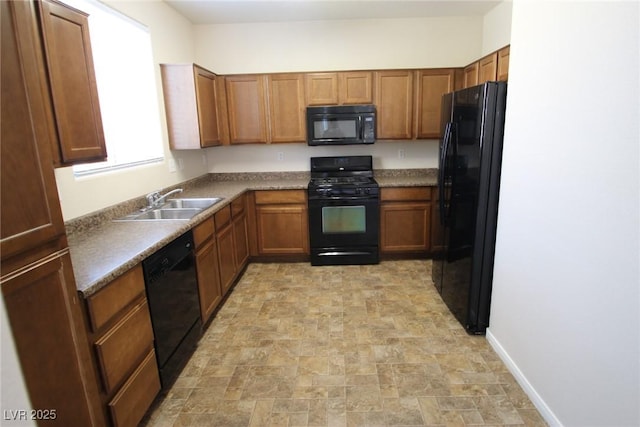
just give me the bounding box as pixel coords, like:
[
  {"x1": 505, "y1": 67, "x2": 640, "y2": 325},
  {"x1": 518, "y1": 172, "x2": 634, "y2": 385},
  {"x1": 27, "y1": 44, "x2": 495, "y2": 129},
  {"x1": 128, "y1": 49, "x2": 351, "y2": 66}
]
[
  {"x1": 168, "y1": 158, "x2": 177, "y2": 173},
  {"x1": 201, "y1": 153, "x2": 207, "y2": 166},
  {"x1": 398, "y1": 149, "x2": 405, "y2": 159},
  {"x1": 177, "y1": 158, "x2": 184, "y2": 170},
  {"x1": 277, "y1": 152, "x2": 284, "y2": 161}
]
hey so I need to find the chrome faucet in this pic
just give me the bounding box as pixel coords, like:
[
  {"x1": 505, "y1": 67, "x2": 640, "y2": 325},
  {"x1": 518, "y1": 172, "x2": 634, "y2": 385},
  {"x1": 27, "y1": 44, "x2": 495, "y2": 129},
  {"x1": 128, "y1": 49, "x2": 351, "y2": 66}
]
[{"x1": 145, "y1": 188, "x2": 183, "y2": 209}]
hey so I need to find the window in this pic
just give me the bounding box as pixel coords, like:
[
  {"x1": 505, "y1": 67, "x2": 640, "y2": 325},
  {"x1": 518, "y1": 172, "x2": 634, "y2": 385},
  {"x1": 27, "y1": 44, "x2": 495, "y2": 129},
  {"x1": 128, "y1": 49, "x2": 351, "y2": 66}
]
[{"x1": 69, "y1": 0, "x2": 164, "y2": 176}]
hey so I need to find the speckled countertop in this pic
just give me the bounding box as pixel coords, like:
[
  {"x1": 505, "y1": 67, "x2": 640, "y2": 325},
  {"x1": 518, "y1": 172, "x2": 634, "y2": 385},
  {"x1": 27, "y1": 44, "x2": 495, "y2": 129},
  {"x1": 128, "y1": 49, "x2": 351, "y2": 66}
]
[{"x1": 67, "y1": 169, "x2": 437, "y2": 297}]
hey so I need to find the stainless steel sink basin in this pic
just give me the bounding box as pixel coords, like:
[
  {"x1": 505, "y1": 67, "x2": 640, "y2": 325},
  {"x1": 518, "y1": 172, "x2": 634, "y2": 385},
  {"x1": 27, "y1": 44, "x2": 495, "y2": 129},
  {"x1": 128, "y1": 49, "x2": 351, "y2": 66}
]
[
  {"x1": 114, "y1": 197, "x2": 223, "y2": 222},
  {"x1": 134, "y1": 208, "x2": 203, "y2": 220},
  {"x1": 162, "y1": 197, "x2": 222, "y2": 210}
]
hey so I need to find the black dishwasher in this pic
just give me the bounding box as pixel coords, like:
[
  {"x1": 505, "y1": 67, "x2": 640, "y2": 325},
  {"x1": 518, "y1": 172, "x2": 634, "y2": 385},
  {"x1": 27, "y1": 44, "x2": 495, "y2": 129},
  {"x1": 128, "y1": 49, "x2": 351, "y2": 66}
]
[{"x1": 142, "y1": 230, "x2": 201, "y2": 388}]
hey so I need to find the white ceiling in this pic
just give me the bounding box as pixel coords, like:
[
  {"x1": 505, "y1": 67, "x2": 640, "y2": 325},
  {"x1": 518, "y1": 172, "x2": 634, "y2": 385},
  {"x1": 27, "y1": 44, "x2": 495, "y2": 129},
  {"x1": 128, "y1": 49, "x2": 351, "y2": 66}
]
[{"x1": 164, "y1": 0, "x2": 503, "y2": 25}]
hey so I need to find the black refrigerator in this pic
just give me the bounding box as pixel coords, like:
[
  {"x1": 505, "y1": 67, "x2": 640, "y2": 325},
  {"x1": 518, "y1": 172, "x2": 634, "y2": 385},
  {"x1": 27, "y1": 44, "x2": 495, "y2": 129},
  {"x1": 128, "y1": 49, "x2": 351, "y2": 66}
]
[{"x1": 431, "y1": 81, "x2": 507, "y2": 335}]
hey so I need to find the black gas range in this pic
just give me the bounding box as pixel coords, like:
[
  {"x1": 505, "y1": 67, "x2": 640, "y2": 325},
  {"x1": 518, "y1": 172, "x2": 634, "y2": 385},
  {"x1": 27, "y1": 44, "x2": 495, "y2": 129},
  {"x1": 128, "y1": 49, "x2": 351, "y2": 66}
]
[{"x1": 307, "y1": 156, "x2": 380, "y2": 266}]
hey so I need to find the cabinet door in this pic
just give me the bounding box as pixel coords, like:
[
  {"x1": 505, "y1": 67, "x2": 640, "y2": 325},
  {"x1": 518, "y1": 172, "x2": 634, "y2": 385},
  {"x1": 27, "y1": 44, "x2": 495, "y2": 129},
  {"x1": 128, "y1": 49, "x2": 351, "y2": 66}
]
[
  {"x1": 194, "y1": 66, "x2": 222, "y2": 147},
  {"x1": 1, "y1": 0, "x2": 66, "y2": 263},
  {"x1": 161, "y1": 64, "x2": 226, "y2": 149},
  {"x1": 380, "y1": 202, "x2": 431, "y2": 252},
  {"x1": 479, "y1": 52, "x2": 498, "y2": 83},
  {"x1": 374, "y1": 71, "x2": 414, "y2": 139},
  {"x1": 38, "y1": 0, "x2": 107, "y2": 164},
  {"x1": 415, "y1": 69, "x2": 455, "y2": 139},
  {"x1": 339, "y1": 71, "x2": 373, "y2": 104},
  {"x1": 268, "y1": 74, "x2": 306, "y2": 142},
  {"x1": 216, "y1": 223, "x2": 237, "y2": 295},
  {"x1": 256, "y1": 205, "x2": 309, "y2": 255},
  {"x1": 225, "y1": 75, "x2": 268, "y2": 144},
  {"x1": 1, "y1": 251, "x2": 102, "y2": 426},
  {"x1": 463, "y1": 62, "x2": 479, "y2": 89},
  {"x1": 233, "y1": 213, "x2": 250, "y2": 270},
  {"x1": 497, "y1": 46, "x2": 510, "y2": 81},
  {"x1": 195, "y1": 237, "x2": 222, "y2": 323},
  {"x1": 305, "y1": 72, "x2": 338, "y2": 105}
]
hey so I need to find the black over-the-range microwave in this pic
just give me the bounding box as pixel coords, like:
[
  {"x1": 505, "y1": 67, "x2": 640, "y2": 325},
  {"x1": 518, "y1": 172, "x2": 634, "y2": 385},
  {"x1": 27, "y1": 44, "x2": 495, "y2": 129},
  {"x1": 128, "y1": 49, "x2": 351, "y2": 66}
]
[{"x1": 306, "y1": 105, "x2": 376, "y2": 146}]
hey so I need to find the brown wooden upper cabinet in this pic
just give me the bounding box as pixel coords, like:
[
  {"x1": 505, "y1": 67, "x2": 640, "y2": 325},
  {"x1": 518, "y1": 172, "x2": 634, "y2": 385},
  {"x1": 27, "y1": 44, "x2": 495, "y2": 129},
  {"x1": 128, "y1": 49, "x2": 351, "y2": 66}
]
[
  {"x1": 463, "y1": 45, "x2": 510, "y2": 88},
  {"x1": 225, "y1": 74, "x2": 269, "y2": 144},
  {"x1": 306, "y1": 72, "x2": 339, "y2": 105},
  {"x1": 306, "y1": 71, "x2": 373, "y2": 106},
  {"x1": 374, "y1": 70, "x2": 414, "y2": 139},
  {"x1": 479, "y1": 52, "x2": 498, "y2": 84},
  {"x1": 1, "y1": 0, "x2": 67, "y2": 263},
  {"x1": 38, "y1": 0, "x2": 107, "y2": 166},
  {"x1": 267, "y1": 74, "x2": 306, "y2": 142},
  {"x1": 463, "y1": 61, "x2": 479, "y2": 89},
  {"x1": 161, "y1": 64, "x2": 228, "y2": 149},
  {"x1": 340, "y1": 71, "x2": 373, "y2": 104},
  {"x1": 497, "y1": 46, "x2": 510, "y2": 81},
  {"x1": 414, "y1": 69, "x2": 455, "y2": 139}
]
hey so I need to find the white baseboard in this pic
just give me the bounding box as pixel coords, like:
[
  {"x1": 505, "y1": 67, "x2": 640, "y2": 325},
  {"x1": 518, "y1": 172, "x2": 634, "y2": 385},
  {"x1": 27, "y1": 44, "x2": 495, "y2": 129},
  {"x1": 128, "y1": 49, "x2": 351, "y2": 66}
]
[{"x1": 486, "y1": 329, "x2": 563, "y2": 427}]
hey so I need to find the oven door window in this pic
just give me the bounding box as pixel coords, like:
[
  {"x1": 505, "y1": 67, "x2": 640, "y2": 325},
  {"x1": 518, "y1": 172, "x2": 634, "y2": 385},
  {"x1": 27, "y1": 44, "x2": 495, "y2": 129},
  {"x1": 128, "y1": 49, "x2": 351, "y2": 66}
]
[
  {"x1": 313, "y1": 117, "x2": 359, "y2": 140},
  {"x1": 322, "y1": 206, "x2": 366, "y2": 234}
]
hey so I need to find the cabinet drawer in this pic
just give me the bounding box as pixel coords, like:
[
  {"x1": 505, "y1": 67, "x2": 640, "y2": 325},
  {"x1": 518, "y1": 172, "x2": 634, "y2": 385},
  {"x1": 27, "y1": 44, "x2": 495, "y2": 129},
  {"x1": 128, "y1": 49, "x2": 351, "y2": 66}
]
[
  {"x1": 108, "y1": 349, "x2": 160, "y2": 427},
  {"x1": 231, "y1": 194, "x2": 246, "y2": 216},
  {"x1": 86, "y1": 265, "x2": 145, "y2": 332},
  {"x1": 214, "y1": 204, "x2": 232, "y2": 230},
  {"x1": 94, "y1": 300, "x2": 154, "y2": 394},
  {"x1": 193, "y1": 216, "x2": 214, "y2": 248},
  {"x1": 254, "y1": 190, "x2": 306, "y2": 204},
  {"x1": 380, "y1": 187, "x2": 431, "y2": 202}
]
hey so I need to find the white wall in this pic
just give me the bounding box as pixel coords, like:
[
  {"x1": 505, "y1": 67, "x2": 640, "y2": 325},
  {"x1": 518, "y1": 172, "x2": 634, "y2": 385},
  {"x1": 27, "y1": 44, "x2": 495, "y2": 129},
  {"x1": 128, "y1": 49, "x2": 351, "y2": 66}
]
[
  {"x1": 207, "y1": 140, "x2": 438, "y2": 172},
  {"x1": 482, "y1": 0, "x2": 512, "y2": 55},
  {"x1": 54, "y1": 0, "x2": 207, "y2": 220},
  {"x1": 194, "y1": 16, "x2": 482, "y2": 74},
  {"x1": 488, "y1": 1, "x2": 639, "y2": 426}
]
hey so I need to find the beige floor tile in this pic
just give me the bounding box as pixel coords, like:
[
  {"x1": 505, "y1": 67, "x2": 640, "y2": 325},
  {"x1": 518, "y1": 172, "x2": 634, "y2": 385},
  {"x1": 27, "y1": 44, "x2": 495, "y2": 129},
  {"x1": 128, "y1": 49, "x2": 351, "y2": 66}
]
[{"x1": 142, "y1": 260, "x2": 546, "y2": 426}]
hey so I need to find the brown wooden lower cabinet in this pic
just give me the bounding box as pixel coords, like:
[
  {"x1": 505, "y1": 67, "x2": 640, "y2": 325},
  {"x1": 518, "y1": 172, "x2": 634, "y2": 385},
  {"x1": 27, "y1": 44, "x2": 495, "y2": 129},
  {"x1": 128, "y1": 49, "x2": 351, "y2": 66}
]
[
  {"x1": 1, "y1": 250, "x2": 103, "y2": 427},
  {"x1": 254, "y1": 190, "x2": 309, "y2": 256},
  {"x1": 215, "y1": 196, "x2": 249, "y2": 295},
  {"x1": 108, "y1": 349, "x2": 160, "y2": 427},
  {"x1": 83, "y1": 264, "x2": 160, "y2": 427},
  {"x1": 380, "y1": 187, "x2": 432, "y2": 255},
  {"x1": 216, "y1": 217, "x2": 237, "y2": 295},
  {"x1": 194, "y1": 217, "x2": 223, "y2": 324},
  {"x1": 93, "y1": 300, "x2": 155, "y2": 394},
  {"x1": 233, "y1": 212, "x2": 250, "y2": 267}
]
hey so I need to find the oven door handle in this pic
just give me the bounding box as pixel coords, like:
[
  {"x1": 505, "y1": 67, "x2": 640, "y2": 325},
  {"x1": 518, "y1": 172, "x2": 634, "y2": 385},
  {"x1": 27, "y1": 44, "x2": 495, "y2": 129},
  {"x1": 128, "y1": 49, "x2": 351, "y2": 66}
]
[{"x1": 309, "y1": 196, "x2": 379, "y2": 203}]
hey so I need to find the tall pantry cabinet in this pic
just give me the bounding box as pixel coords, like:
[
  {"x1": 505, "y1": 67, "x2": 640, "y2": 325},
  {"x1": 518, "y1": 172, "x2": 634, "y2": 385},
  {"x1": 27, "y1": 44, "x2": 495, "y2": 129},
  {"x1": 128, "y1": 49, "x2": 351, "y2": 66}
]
[{"x1": 1, "y1": 1, "x2": 104, "y2": 426}]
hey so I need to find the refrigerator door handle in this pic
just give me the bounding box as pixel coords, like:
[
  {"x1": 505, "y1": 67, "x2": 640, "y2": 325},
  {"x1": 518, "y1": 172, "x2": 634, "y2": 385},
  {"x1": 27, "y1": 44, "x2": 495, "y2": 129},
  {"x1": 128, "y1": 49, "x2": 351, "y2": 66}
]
[{"x1": 439, "y1": 122, "x2": 452, "y2": 225}]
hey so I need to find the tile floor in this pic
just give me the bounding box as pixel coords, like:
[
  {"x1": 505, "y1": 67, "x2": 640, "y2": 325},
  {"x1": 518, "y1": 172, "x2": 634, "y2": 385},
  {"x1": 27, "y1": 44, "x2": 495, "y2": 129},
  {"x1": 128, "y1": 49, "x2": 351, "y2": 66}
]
[{"x1": 142, "y1": 260, "x2": 547, "y2": 426}]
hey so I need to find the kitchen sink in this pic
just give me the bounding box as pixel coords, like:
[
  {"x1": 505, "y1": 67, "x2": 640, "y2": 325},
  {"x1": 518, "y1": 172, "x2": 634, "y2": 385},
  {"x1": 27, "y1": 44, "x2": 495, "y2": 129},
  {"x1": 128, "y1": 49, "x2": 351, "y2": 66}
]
[
  {"x1": 134, "y1": 208, "x2": 203, "y2": 220},
  {"x1": 114, "y1": 197, "x2": 223, "y2": 222},
  {"x1": 161, "y1": 197, "x2": 222, "y2": 210}
]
